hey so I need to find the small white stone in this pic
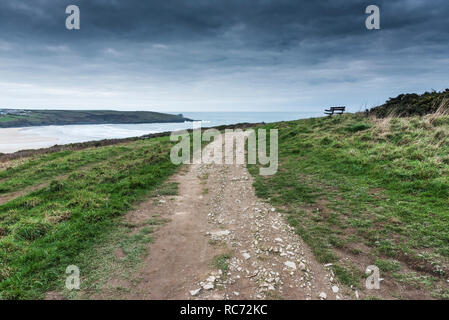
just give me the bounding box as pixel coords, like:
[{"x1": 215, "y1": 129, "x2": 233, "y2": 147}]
[
  {"x1": 319, "y1": 292, "x2": 327, "y2": 300},
  {"x1": 332, "y1": 286, "x2": 339, "y2": 293},
  {"x1": 233, "y1": 292, "x2": 240, "y2": 296},
  {"x1": 274, "y1": 238, "x2": 283, "y2": 242},
  {"x1": 189, "y1": 288, "x2": 201, "y2": 296},
  {"x1": 284, "y1": 261, "x2": 297, "y2": 270},
  {"x1": 298, "y1": 262, "x2": 306, "y2": 271},
  {"x1": 211, "y1": 230, "x2": 230, "y2": 237},
  {"x1": 242, "y1": 253, "x2": 251, "y2": 260},
  {"x1": 203, "y1": 283, "x2": 214, "y2": 290},
  {"x1": 271, "y1": 208, "x2": 276, "y2": 212}
]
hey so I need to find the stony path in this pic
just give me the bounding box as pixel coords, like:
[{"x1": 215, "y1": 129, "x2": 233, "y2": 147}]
[
  {"x1": 190, "y1": 161, "x2": 343, "y2": 300},
  {"x1": 90, "y1": 133, "x2": 347, "y2": 300}
]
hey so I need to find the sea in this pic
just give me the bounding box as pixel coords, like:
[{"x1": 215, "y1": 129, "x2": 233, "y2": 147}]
[{"x1": 0, "y1": 112, "x2": 322, "y2": 154}]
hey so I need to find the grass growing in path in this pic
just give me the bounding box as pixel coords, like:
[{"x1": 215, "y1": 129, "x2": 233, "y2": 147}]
[
  {"x1": 248, "y1": 113, "x2": 449, "y2": 299},
  {"x1": 212, "y1": 253, "x2": 232, "y2": 272}
]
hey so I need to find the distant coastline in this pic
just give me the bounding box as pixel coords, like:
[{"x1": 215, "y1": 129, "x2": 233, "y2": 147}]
[
  {"x1": 0, "y1": 112, "x2": 319, "y2": 154},
  {"x1": 0, "y1": 109, "x2": 192, "y2": 128},
  {"x1": 0, "y1": 122, "x2": 258, "y2": 161}
]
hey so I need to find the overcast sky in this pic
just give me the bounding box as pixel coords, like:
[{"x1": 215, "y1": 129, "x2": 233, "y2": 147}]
[{"x1": 0, "y1": 0, "x2": 448, "y2": 112}]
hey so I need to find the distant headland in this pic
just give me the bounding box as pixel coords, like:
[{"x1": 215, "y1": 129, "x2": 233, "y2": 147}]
[{"x1": 0, "y1": 109, "x2": 192, "y2": 128}]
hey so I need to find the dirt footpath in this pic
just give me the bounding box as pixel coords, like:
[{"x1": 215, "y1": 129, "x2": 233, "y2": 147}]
[{"x1": 91, "y1": 133, "x2": 347, "y2": 300}]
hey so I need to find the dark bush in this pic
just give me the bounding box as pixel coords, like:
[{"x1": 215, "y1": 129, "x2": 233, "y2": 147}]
[{"x1": 367, "y1": 89, "x2": 449, "y2": 118}]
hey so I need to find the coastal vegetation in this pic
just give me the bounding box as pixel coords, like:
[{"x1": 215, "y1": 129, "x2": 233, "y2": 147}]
[
  {"x1": 248, "y1": 109, "x2": 449, "y2": 299},
  {"x1": 0, "y1": 136, "x2": 179, "y2": 299},
  {"x1": 367, "y1": 89, "x2": 449, "y2": 118}
]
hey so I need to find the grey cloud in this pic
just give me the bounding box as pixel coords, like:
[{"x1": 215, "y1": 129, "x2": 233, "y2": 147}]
[{"x1": 0, "y1": 0, "x2": 448, "y2": 111}]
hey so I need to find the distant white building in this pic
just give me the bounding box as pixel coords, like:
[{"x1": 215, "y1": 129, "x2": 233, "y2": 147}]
[{"x1": 0, "y1": 109, "x2": 30, "y2": 116}]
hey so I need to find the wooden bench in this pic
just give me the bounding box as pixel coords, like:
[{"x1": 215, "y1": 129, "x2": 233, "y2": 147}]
[{"x1": 324, "y1": 106, "x2": 345, "y2": 116}]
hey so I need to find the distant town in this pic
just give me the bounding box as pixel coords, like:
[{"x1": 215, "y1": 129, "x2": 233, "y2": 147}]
[{"x1": 0, "y1": 109, "x2": 31, "y2": 116}]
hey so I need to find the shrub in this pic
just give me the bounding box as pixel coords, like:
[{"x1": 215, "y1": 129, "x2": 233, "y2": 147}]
[{"x1": 367, "y1": 89, "x2": 449, "y2": 118}]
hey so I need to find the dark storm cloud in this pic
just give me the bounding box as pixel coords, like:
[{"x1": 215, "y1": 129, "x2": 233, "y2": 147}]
[
  {"x1": 1, "y1": 1, "x2": 447, "y2": 47},
  {"x1": 0, "y1": 0, "x2": 448, "y2": 111}
]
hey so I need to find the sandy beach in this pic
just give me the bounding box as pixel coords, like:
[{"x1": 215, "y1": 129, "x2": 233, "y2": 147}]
[
  {"x1": 0, "y1": 113, "x2": 311, "y2": 155},
  {"x1": 0, "y1": 128, "x2": 58, "y2": 154}
]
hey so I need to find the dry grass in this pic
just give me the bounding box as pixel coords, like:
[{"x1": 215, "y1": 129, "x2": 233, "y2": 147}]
[
  {"x1": 372, "y1": 115, "x2": 393, "y2": 137},
  {"x1": 371, "y1": 99, "x2": 449, "y2": 139},
  {"x1": 0, "y1": 158, "x2": 28, "y2": 172},
  {"x1": 427, "y1": 98, "x2": 449, "y2": 124}
]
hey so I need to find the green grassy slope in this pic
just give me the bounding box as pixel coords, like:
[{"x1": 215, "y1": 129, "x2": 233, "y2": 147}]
[
  {"x1": 0, "y1": 137, "x2": 180, "y2": 299},
  {"x1": 248, "y1": 114, "x2": 449, "y2": 299},
  {"x1": 0, "y1": 110, "x2": 191, "y2": 128}
]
